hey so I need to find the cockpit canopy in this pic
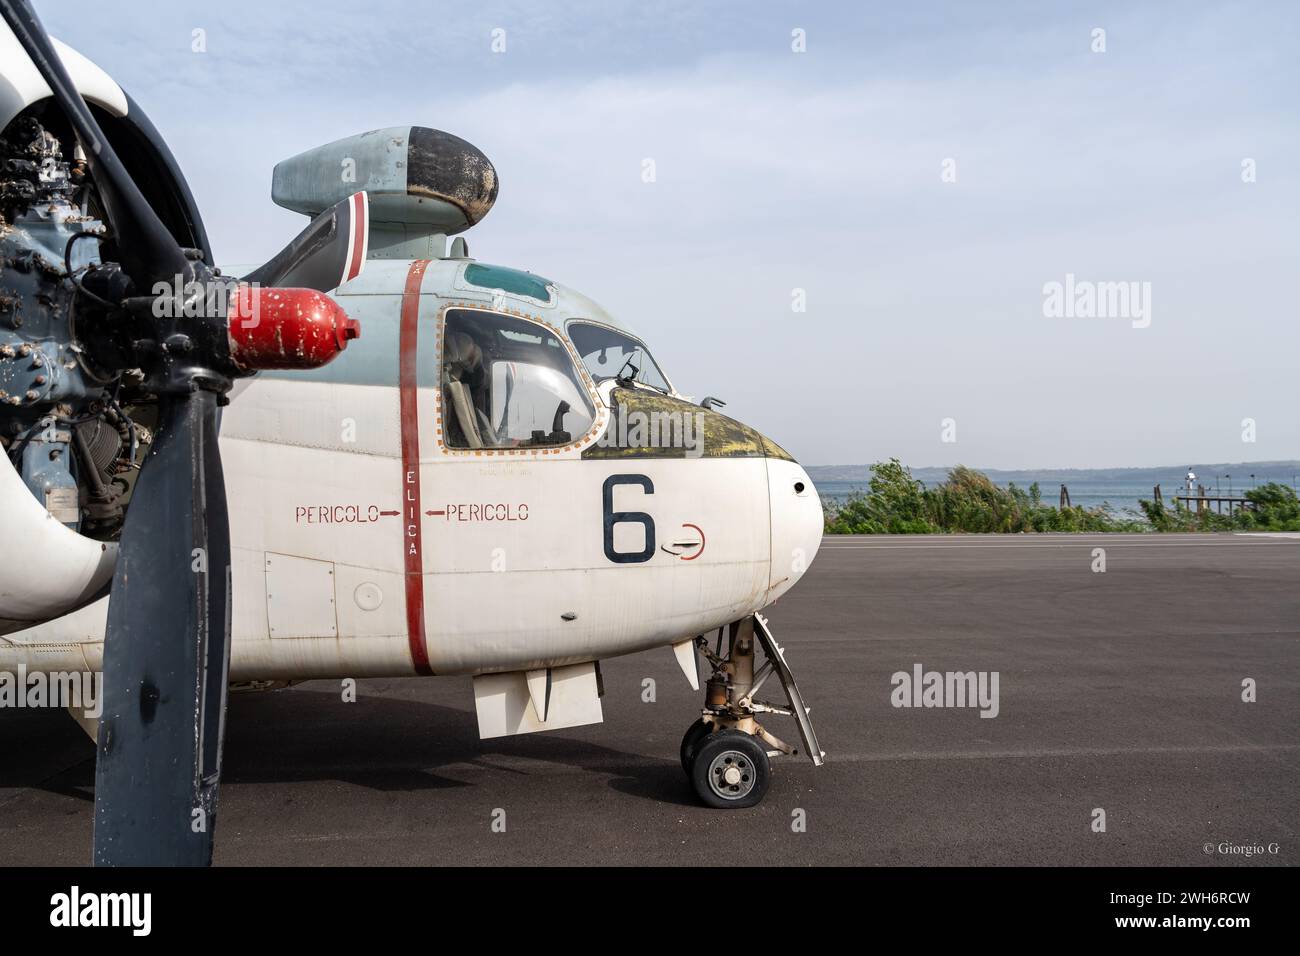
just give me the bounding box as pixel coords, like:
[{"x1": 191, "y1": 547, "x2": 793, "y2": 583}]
[
  {"x1": 439, "y1": 310, "x2": 674, "y2": 452},
  {"x1": 567, "y1": 321, "x2": 672, "y2": 394},
  {"x1": 442, "y1": 309, "x2": 595, "y2": 449}
]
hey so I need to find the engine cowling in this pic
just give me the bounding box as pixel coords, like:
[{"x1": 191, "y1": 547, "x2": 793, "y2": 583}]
[{"x1": 0, "y1": 450, "x2": 115, "y2": 633}]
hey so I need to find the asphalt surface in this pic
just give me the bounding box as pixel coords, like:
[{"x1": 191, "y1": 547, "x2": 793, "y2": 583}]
[{"x1": 2, "y1": 533, "x2": 1297, "y2": 866}]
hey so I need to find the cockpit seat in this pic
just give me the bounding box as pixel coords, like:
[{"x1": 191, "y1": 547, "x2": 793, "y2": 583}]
[{"x1": 443, "y1": 331, "x2": 486, "y2": 449}]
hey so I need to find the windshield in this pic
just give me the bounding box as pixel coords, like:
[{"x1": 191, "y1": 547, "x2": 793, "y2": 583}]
[
  {"x1": 568, "y1": 322, "x2": 672, "y2": 393},
  {"x1": 442, "y1": 309, "x2": 595, "y2": 450}
]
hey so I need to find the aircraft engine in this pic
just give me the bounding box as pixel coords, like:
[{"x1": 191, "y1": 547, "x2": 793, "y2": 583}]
[
  {"x1": 0, "y1": 112, "x2": 122, "y2": 631},
  {"x1": 2, "y1": 0, "x2": 368, "y2": 866}
]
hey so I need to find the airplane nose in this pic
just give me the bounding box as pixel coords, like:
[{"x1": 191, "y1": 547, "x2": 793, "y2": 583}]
[{"x1": 764, "y1": 453, "x2": 823, "y2": 602}]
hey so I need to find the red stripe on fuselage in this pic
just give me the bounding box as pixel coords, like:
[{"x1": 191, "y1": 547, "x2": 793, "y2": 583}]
[
  {"x1": 399, "y1": 260, "x2": 433, "y2": 675},
  {"x1": 345, "y1": 192, "x2": 366, "y2": 282}
]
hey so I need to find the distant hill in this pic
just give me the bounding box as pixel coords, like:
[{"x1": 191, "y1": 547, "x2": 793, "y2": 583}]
[{"x1": 806, "y1": 461, "x2": 1300, "y2": 487}]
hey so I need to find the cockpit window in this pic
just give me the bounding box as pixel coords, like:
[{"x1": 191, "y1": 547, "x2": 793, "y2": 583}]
[
  {"x1": 441, "y1": 309, "x2": 595, "y2": 450},
  {"x1": 568, "y1": 322, "x2": 672, "y2": 394}
]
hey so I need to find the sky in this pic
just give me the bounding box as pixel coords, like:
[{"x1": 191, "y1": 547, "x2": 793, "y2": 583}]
[{"x1": 36, "y1": 0, "x2": 1300, "y2": 469}]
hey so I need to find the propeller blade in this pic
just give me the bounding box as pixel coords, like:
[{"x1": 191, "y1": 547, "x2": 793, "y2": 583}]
[
  {"x1": 0, "y1": 0, "x2": 190, "y2": 290},
  {"x1": 92, "y1": 388, "x2": 231, "y2": 866},
  {"x1": 242, "y1": 191, "x2": 369, "y2": 292}
]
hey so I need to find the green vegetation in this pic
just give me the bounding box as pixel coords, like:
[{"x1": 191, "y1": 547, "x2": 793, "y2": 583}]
[
  {"x1": 822, "y1": 459, "x2": 1300, "y2": 534},
  {"x1": 1138, "y1": 481, "x2": 1300, "y2": 532}
]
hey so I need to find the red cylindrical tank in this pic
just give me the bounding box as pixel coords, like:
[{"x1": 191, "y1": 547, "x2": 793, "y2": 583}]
[{"x1": 226, "y1": 285, "x2": 360, "y2": 370}]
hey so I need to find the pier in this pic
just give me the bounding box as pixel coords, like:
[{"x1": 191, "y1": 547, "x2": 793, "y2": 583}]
[{"x1": 1164, "y1": 483, "x2": 1256, "y2": 516}]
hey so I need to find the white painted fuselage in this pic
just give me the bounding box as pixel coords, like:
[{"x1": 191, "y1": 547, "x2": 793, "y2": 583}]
[{"x1": 0, "y1": 259, "x2": 822, "y2": 692}]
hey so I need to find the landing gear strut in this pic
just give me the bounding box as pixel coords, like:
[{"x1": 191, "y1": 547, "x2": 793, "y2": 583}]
[{"x1": 679, "y1": 613, "x2": 824, "y2": 808}]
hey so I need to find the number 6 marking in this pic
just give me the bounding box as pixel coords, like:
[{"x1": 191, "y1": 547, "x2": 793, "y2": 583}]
[{"x1": 602, "y1": 474, "x2": 655, "y2": 563}]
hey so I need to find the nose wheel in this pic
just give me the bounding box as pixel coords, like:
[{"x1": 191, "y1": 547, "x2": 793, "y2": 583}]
[
  {"x1": 691, "y1": 730, "x2": 770, "y2": 808},
  {"x1": 679, "y1": 717, "x2": 711, "y2": 774},
  {"x1": 678, "y1": 613, "x2": 824, "y2": 809}
]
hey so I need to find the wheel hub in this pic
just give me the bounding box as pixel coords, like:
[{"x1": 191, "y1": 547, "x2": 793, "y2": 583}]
[{"x1": 707, "y1": 750, "x2": 755, "y2": 800}]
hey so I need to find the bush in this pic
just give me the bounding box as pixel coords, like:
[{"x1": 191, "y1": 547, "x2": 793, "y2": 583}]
[
  {"x1": 824, "y1": 459, "x2": 1145, "y2": 534},
  {"x1": 1236, "y1": 483, "x2": 1300, "y2": 531},
  {"x1": 823, "y1": 459, "x2": 935, "y2": 534},
  {"x1": 1134, "y1": 482, "x2": 1300, "y2": 532}
]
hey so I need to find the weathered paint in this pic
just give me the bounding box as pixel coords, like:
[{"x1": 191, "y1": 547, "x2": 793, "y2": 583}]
[
  {"x1": 406, "y1": 127, "x2": 498, "y2": 230},
  {"x1": 271, "y1": 126, "x2": 498, "y2": 234},
  {"x1": 583, "y1": 388, "x2": 769, "y2": 460},
  {"x1": 226, "y1": 287, "x2": 359, "y2": 371}
]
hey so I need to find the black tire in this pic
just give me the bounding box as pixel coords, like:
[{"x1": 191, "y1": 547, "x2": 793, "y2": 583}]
[
  {"x1": 690, "y1": 730, "x2": 770, "y2": 809},
  {"x1": 679, "y1": 718, "x2": 711, "y2": 775}
]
